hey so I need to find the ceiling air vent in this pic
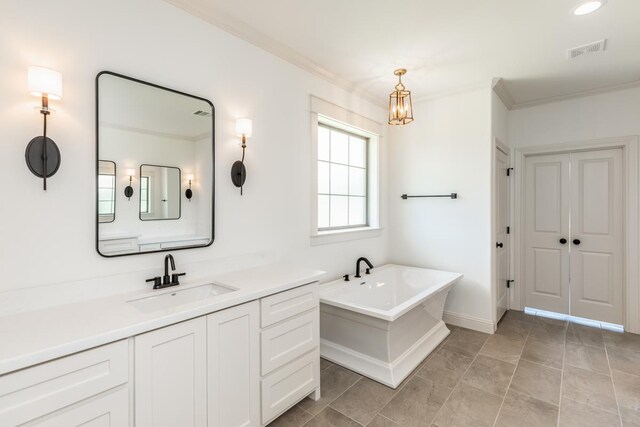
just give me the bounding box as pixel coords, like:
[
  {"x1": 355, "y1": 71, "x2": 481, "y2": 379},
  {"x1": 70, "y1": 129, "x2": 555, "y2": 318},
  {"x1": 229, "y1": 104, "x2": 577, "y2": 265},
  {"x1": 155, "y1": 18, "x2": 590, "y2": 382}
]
[
  {"x1": 193, "y1": 110, "x2": 212, "y2": 117},
  {"x1": 568, "y1": 39, "x2": 607, "y2": 59}
]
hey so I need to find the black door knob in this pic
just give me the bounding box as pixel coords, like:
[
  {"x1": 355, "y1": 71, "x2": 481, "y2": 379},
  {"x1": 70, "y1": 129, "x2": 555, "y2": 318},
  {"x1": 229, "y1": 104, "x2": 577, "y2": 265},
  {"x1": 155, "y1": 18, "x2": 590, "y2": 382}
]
[
  {"x1": 573, "y1": 239, "x2": 581, "y2": 245},
  {"x1": 559, "y1": 238, "x2": 567, "y2": 244},
  {"x1": 496, "y1": 242, "x2": 503, "y2": 248}
]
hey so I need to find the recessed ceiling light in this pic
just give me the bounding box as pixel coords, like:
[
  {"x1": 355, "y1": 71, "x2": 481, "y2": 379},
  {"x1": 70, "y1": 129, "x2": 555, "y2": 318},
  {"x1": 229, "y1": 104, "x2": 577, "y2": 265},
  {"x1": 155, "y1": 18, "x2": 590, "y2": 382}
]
[{"x1": 574, "y1": 1, "x2": 606, "y2": 16}]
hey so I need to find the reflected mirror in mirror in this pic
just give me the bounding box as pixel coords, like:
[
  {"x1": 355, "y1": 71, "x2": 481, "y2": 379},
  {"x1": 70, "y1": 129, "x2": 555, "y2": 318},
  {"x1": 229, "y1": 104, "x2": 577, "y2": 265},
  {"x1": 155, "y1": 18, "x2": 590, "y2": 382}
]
[
  {"x1": 96, "y1": 72, "x2": 214, "y2": 257},
  {"x1": 139, "y1": 165, "x2": 181, "y2": 221},
  {"x1": 98, "y1": 160, "x2": 116, "y2": 223}
]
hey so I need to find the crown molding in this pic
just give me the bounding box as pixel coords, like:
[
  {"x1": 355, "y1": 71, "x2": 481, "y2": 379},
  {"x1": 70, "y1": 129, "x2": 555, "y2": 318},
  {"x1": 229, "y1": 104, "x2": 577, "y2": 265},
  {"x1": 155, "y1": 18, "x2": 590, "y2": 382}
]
[
  {"x1": 492, "y1": 78, "x2": 515, "y2": 110},
  {"x1": 511, "y1": 79, "x2": 640, "y2": 110},
  {"x1": 162, "y1": 0, "x2": 384, "y2": 107}
]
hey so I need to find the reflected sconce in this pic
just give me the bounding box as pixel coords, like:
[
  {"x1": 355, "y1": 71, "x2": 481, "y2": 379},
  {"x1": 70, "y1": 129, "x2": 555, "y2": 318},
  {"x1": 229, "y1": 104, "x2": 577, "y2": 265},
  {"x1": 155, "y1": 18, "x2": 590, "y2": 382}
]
[
  {"x1": 26, "y1": 66, "x2": 63, "y2": 190},
  {"x1": 185, "y1": 174, "x2": 194, "y2": 201},
  {"x1": 388, "y1": 68, "x2": 414, "y2": 126},
  {"x1": 124, "y1": 169, "x2": 135, "y2": 200},
  {"x1": 231, "y1": 118, "x2": 252, "y2": 195}
]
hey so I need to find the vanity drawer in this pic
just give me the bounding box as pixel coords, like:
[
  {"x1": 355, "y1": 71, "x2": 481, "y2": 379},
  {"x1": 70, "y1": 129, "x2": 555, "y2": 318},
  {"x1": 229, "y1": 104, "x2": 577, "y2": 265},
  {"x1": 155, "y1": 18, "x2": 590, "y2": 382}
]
[
  {"x1": 260, "y1": 283, "x2": 318, "y2": 327},
  {"x1": 261, "y1": 351, "x2": 319, "y2": 424},
  {"x1": 261, "y1": 309, "x2": 319, "y2": 375},
  {"x1": 0, "y1": 340, "x2": 129, "y2": 426}
]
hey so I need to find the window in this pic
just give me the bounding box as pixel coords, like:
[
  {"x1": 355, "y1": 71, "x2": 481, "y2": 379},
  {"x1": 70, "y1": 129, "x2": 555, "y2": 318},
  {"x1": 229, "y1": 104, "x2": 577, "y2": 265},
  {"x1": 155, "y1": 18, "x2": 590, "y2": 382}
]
[
  {"x1": 310, "y1": 96, "x2": 381, "y2": 244},
  {"x1": 317, "y1": 124, "x2": 368, "y2": 230},
  {"x1": 98, "y1": 174, "x2": 115, "y2": 217},
  {"x1": 140, "y1": 176, "x2": 150, "y2": 214}
]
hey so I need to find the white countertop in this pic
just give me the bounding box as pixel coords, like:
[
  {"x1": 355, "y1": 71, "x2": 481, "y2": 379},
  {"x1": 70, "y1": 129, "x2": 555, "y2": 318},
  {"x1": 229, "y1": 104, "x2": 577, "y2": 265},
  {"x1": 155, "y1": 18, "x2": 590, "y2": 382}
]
[{"x1": 0, "y1": 263, "x2": 325, "y2": 375}]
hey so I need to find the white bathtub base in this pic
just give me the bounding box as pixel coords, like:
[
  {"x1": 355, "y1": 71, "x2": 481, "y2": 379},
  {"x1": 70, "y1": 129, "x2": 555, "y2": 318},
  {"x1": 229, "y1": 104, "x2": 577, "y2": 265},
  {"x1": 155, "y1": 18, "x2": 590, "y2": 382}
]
[{"x1": 321, "y1": 321, "x2": 449, "y2": 389}]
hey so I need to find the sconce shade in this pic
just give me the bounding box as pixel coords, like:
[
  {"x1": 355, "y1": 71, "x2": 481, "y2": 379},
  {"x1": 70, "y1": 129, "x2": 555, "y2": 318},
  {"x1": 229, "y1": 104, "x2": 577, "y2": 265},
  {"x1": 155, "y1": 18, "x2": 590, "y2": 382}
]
[
  {"x1": 235, "y1": 118, "x2": 253, "y2": 137},
  {"x1": 28, "y1": 66, "x2": 62, "y2": 100},
  {"x1": 186, "y1": 174, "x2": 194, "y2": 181},
  {"x1": 126, "y1": 168, "x2": 136, "y2": 177},
  {"x1": 388, "y1": 69, "x2": 414, "y2": 125}
]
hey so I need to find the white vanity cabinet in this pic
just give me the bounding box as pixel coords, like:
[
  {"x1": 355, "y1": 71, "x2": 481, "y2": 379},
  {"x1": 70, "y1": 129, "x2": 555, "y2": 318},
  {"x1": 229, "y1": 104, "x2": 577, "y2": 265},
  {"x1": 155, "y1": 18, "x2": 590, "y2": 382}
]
[
  {"x1": 0, "y1": 340, "x2": 130, "y2": 426},
  {"x1": 207, "y1": 301, "x2": 260, "y2": 427},
  {"x1": 260, "y1": 284, "x2": 321, "y2": 425},
  {"x1": 134, "y1": 317, "x2": 208, "y2": 427}
]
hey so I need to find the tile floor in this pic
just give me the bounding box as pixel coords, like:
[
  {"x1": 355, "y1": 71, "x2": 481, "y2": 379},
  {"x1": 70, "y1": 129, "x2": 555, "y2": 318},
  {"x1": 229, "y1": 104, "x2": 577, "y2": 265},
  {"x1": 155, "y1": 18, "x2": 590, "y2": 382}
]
[{"x1": 269, "y1": 310, "x2": 640, "y2": 427}]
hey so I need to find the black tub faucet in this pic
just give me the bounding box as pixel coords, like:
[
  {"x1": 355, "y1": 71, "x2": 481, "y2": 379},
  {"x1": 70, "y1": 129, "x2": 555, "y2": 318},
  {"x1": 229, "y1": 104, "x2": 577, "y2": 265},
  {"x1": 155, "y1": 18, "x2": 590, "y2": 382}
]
[{"x1": 355, "y1": 257, "x2": 374, "y2": 278}]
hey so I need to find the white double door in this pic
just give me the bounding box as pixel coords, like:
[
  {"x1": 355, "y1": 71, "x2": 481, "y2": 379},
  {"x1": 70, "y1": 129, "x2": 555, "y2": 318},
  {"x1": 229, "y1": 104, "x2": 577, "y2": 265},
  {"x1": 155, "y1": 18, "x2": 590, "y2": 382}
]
[{"x1": 524, "y1": 148, "x2": 623, "y2": 324}]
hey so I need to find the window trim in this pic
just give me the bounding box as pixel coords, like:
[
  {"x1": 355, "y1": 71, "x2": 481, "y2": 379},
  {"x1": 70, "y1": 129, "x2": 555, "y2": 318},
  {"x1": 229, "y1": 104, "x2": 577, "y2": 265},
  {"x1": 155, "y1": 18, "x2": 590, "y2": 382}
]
[{"x1": 310, "y1": 96, "x2": 383, "y2": 245}]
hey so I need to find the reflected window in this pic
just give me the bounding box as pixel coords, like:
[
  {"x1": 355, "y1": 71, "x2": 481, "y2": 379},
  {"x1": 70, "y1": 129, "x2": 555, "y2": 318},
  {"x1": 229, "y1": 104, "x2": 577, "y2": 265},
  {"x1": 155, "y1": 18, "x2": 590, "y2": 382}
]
[
  {"x1": 140, "y1": 176, "x2": 150, "y2": 214},
  {"x1": 98, "y1": 160, "x2": 116, "y2": 223}
]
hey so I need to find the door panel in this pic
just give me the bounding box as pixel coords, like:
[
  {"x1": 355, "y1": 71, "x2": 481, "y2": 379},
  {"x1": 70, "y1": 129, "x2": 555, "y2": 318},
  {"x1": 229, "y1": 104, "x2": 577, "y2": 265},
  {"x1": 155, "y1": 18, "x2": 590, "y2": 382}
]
[
  {"x1": 570, "y1": 149, "x2": 623, "y2": 324},
  {"x1": 495, "y1": 147, "x2": 509, "y2": 322},
  {"x1": 525, "y1": 153, "x2": 570, "y2": 314}
]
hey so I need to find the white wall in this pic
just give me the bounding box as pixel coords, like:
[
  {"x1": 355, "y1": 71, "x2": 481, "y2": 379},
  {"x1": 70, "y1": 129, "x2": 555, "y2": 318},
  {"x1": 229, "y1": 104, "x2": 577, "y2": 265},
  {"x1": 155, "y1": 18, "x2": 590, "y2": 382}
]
[
  {"x1": 0, "y1": 0, "x2": 389, "y2": 312},
  {"x1": 388, "y1": 88, "x2": 494, "y2": 326},
  {"x1": 509, "y1": 86, "x2": 640, "y2": 147}
]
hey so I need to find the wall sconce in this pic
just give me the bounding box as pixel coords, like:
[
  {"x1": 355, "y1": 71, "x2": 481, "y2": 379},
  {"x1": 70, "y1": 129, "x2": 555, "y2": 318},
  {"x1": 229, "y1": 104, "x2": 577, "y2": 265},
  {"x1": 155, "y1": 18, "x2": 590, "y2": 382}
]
[
  {"x1": 231, "y1": 118, "x2": 252, "y2": 195},
  {"x1": 125, "y1": 169, "x2": 136, "y2": 200},
  {"x1": 26, "y1": 66, "x2": 63, "y2": 190},
  {"x1": 388, "y1": 68, "x2": 414, "y2": 125},
  {"x1": 185, "y1": 174, "x2": 194, "y2": 201}
]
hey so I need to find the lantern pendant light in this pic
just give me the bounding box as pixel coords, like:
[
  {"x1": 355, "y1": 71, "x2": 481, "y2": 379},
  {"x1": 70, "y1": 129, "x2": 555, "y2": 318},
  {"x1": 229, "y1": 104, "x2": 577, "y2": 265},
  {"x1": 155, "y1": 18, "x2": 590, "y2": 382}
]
[{"x1": 388, "y1": 68, "x2": 414, "y2": 125}]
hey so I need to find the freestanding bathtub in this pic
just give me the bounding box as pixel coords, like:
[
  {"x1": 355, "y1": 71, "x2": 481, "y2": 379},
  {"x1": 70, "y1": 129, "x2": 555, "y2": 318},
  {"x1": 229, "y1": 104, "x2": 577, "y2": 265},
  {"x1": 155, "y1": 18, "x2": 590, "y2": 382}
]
[{"x1": 319, "y1": 264, "x2": 462, "y2": 388}]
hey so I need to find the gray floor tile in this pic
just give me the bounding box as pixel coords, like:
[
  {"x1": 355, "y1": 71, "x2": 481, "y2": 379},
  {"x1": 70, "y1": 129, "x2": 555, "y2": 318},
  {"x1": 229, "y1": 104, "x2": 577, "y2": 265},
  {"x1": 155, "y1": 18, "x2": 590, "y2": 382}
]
[
  {"x1": 321, "y1": 358, "x2": 334, "y2": 371},
  {"x1": 566, "y1": 323, "x2": 604, "y2": 349},
  {"x1": 367, "y1": 415, "x2": 401, "y2": 426},
  {"x1": 604, "y1": 331, "x2": 640, "y2": 353},
  {"x1": 380, "y1": 376, "x2": 452, "y2": 427},
  {"x1": 431, "y1": 383, "x2": 503, "y2": 427},
  {"x1": 298, "y1": 364, "x2": 361, "y2": 415},
  {"x1": 510, "y1": 359, "x2": 562, "y2": 405},
  {"x1": 330, "y1": 377, "x2": 397, "y2": 425},
  {"x1": 529, "y1": 318, "x2": 567, "y2": 344},
  {"x1": 620, "y1": 406, "x2": 640, "y2": 427},
  {"x1": 495, "y1": 389, "x2": 559, "y2": 427},
  {"x1": 269, "y1": 405, "x2": 313, "y2": 427},
  {"x1": 559, "y1": 397, "x2": 621, "y2": 427},
  {"x1": 495, "y1": 317, "x2": 531, "y2": 341},
  {"x1": 480, "y1": 333, "x2": 525, "y2": 364},
  {"x1": 608, "y1": 347, "x2": 640, "y2": 376},
  {"x1": 612, "y1": 369, "x2": 640, "y2": 412},
  {"x1": 564, "y1": 341, "x2": 610, "y2": 374},
  {"x1": 461, "y1": 354, "x2": 516, "y2": 397},
  {"x1": 504, "y1": 310, "x2": 536, "y2": 323},
  {"x1": 521, "y1": 336, "x2": 565, "y2": 369},
  {"x1": 562, "y1": 365, "x2": 618, "y2": 413},
  {"x1": 416, "y1": 348, "x2": 474, "y2": 389},
  {"x1": 305, "y1": 407, "x2": 362, "y2": 426},
  {"x1": 441, "y1": 328, "x2": 489, "y2": 358}
]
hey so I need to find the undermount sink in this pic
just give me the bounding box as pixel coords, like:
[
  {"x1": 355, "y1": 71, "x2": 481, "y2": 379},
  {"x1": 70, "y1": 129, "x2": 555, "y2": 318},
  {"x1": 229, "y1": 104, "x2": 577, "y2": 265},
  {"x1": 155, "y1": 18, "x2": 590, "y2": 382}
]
[{"x1": 128, "y1": 283, "x2": 236, "y2": 313}]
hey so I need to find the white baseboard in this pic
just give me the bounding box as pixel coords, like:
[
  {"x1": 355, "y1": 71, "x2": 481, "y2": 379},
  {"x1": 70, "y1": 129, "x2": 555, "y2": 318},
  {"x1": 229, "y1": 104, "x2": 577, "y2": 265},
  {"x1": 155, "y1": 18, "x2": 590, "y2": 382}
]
[{"x1": 443, "y1": 310, "x2": 495, "y2": 334}]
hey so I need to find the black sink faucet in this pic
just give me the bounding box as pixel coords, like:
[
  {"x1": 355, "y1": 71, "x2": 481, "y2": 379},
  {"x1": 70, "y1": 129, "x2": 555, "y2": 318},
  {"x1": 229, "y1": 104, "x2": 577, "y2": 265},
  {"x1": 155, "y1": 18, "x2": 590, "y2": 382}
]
[
  {"x1": 355, "y1": 257, "x2": 374, "y2": 278},
  {"x1": 146, "y1": 254, "x2": 186, "y2": 289}
]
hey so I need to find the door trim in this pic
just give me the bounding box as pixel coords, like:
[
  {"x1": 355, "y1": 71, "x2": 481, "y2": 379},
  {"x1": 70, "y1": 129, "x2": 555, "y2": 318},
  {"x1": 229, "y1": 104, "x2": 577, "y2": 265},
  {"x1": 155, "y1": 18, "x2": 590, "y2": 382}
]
[{"x1": 513, "y1": 136, "x2": 639, "y2": 333}]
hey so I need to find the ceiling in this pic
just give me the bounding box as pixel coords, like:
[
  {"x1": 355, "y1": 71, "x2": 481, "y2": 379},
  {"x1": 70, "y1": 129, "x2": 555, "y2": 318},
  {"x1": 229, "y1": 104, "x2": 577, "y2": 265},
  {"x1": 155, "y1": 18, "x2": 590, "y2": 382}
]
[
  {"x1": 165, "y1": 0, "x2": 640, "y2": 108},
  {"x1": 99, "y1": 73, "x2": 212, "y2": 140}
]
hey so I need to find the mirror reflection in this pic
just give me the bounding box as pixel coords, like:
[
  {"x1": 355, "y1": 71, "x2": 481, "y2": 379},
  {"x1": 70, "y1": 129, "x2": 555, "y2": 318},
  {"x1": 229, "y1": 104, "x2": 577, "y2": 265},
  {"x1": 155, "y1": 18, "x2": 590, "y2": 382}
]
[
  {"x1": 98, "y1": 160, "x2": 116, "y2": 223},
  {"x1": 97, "y1": 72, "x2": 214, "y2": 257},
  {"x1": 140, "y1": 165, "x2": 181, "y2": 221}
]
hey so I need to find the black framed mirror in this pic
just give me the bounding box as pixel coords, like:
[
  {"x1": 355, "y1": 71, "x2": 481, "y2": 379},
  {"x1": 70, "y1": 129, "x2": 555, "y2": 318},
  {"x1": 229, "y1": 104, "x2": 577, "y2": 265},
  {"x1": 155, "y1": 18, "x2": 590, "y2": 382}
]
[{"x1": 96, "y1": 71, "x2": 214, "y2": 257}]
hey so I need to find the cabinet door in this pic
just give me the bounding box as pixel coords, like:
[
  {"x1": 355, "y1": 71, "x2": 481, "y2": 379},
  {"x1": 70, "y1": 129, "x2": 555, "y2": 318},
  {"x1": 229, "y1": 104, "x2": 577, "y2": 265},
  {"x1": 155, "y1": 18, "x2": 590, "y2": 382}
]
[
  {"x1": 135, "y1": 318, "x2": 207, "y2": 427},
  {"x1": 25, "y1": 388, "x2": 129, "y2": 427},
  {"x1": 207, "y1": 301, "x2": 259, "y2": 427}
]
